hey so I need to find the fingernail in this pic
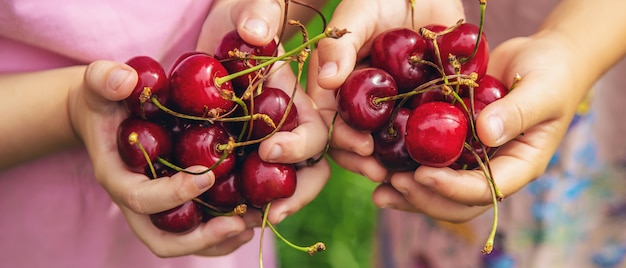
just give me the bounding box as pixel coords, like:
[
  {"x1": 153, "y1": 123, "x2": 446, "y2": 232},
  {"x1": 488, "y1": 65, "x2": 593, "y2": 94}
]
[
  {"x1": 108, "y1": 69, "x2": 132, "y2": 90},
  {"x1": 397, "y1": 187, "x2": 408, "y2": 195},
  {"x1": 318, "y1": 62, "x2": 338, "y2": 79},
  {"x1": 194, "y1": 174, "x2": 212, "y2": 190},
  {"x1": 243, "y1": 18, "x2": 269, "y2": 38},
  {"x1": 488, "y1": 114, "x2": 504, "y2": 144},
  {"x1": 226, "y1": 230, "x2": 242, "y2": 239},
  {"x1": 267, "y1": 145, "x2": 283, "y2": 162}
]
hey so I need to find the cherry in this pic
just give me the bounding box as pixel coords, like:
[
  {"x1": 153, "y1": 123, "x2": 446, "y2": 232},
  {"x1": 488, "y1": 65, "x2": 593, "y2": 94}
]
[
  {"x1": 408, "y1": 87, "x2": 454, "y2": 109},
  {"x1": 174, "y1": 124, "x2": 236, "y2": 180},
  {"x1": 372, "y1": 108, "x2": 420, "y2": 171},
  {"x1": 117, "y1": 117, "x2": 173, "y2": 174},
  {"x1": 466, "y1": 74, "x2": 508, "y2": 105},
  {"x1": 214, "y1": 30, "x2": 278, "y2": 95},
  {"x1": 405, "y1": 101, "x2": 468, "y2": 167},
  {"x1": 247, "y1": 86, "x2": 298, "y2": 139},
  {"x1": 169, "y1": 53, "x2": 235, "y2": 117},
  {"x1": 149, "y1": 200, "x2": 203, "y2": 233},
  {"x1": 124, "y1": 56, "x2": 170, "y2": 119},
  {"x1": 437, "y1": 23, "x2": 489, "y2": 79},
  {"x1": 370, "y1": 28, "x2": 434, "y2": 93},
  {"x1": 167, "y1": 51, "x2": 208, "y2": 77},
  {"x1": 199, "y1": 171, "x2": 244, "y2": 210},
  {"x1": 239, "y1": 150, "x2": 297, "y2": 208},
  {"x1": 336, "y1": 67, "x2": 398, "y2": 132}
]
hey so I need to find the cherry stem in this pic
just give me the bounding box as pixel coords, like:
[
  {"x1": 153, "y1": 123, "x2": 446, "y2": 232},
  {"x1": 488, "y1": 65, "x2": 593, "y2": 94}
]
[
  {"x1": 128, "y1": 132, "x2": 158, "y2": 179},
  {"x1": 150, "y1": 96, "x2": 215, "y2": 123},
  {"x1": 156, "y1": 146, "x2": 230, "y2": 176},
  {"x1": 267, "y1": 221, "x2": 326, "y2": 256},
  {"x1": 215, "y1": 26, "x2": 349, "y2": 88},
  {"x1": 308, "y1": 111, "x2": 338, "y2": 166},
  {"x1": 463, "y1": 142, "x2": 498, "y2": 254},
  {"x1": 461, "y1": 0, "x2": 486, "y2": 64}
]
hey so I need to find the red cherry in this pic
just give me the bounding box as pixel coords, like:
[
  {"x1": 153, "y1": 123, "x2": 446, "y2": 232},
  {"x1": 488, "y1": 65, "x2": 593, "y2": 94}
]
[
  {"x1": 174, "y1": 124, "x2": 236, "y2": 180},
  {"x1": 149, "y1": 200, "x2": 203, "y2": 233},
  {"x1": 405, "y1": 101, "x2": 468, "y2": 167},
  {"x1": 437, "y1": 23, "x2": 489, "y2": 79},
  {"x1": 199, "y1": 171, "x2": 244, "y2": 210},
  {"x1": 370, "y1": 28, "x2": 434, "y2": 93},
  {"x1": 214, "y1": 30, "x2": 278, "y2": 95},
  {"x1": 239, "y1": 150, "x2": 297, "y2": 208},
  {"x1": 247, "y1": 87, "x2": 298, "y2": 139},
  {"x1": 169, "y1": 53, "x2": 235, "y2": 117},
  {"x1": 124, "y1": 56, "x2": 170, "y2": 119},
  {"x1": 336, "y1": 67, "x2": 398, "y2": 132},
  {"x1": 117, "y1": 117, "x2": 173, "y2": 173},
  {"x1": 372, "y1": 108, "x2": 420, "y2": 171},
  {"x1": 466, "y1": 74, "x2": 508, "y2": 105},
  {"x1": 168, "y1": 51, "x2": 208, "y2": 77},
  {"x1": 408, "y1": 88, "x2": 454, "y2": 109}
]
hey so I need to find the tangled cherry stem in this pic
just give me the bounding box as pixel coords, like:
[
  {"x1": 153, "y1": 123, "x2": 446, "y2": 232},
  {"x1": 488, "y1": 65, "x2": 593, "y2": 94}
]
[
  {"x1": 461, "y1": 0, "x2": 487, "y2": 64},
  {"x1": 215, "y1": 26, "x2": 349, "y2": 88},
  {"x1": 156, "y1": 143, "x2": 232, "y2": 176},
  {"x1": 308, "y1": 112, "x2": 338, "y2": 166}
]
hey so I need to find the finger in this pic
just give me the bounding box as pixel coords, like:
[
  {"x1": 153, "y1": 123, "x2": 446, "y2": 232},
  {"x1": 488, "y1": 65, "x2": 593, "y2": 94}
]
[
  {"x1": 122, "y1": 207, "x2": 252, "y2": 257},
  {"x1": 94, "y1": 146, "x2": 216, "y2": 214},
  {"x1": 327, "y1": 148, "x2": 389, "y2": 183},
  {"x1": 477, "y1": 38, "x2": 578, "y2": 147},
  {"x1": 306, "y1": 52, "x2": 374, "y2": 156},
  {"x1": 258, "y1": 60, "x2": 328, "y2": 163},
  {"x1": 411, "y1": 127, "x2": 561, "y2": 206},
  {"x1": 233, "y1": 0, "x2": 283, "y2": 46},
  {"x1": 387, "y1": 172, "x2": 490, "y2": 222},
  {"x1": 265, "y1": 157, "x2": 331, "y2": 224},
  {"x1": 83, "y1": 60, "x2": 137, "y2": 102}
]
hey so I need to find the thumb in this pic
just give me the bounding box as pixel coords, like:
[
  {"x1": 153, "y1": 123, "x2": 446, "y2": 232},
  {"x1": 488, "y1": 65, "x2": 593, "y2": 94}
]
[{"x1": 84, "y1": 60, "x2": 137, "y2": 103}]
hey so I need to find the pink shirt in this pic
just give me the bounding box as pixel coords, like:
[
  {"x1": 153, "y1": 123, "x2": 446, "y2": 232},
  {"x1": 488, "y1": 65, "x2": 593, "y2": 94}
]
[{"x1": 0, "y1": 1, "x2": 275, "y2": 267}]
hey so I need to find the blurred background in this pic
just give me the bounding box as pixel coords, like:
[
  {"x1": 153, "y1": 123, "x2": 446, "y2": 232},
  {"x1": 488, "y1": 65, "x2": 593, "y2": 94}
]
[{"x1": 277, "y1": 1, "x2": 379, "y2": 268}]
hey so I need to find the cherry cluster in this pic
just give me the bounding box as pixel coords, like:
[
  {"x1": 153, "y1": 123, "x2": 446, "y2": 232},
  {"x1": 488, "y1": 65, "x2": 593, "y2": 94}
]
[
  {"x1": 335, "y1": 19, "x2": 513, "y2": 254},
  {"x1": 116, "y1": 30, "x2": 300, "y2": 234}
]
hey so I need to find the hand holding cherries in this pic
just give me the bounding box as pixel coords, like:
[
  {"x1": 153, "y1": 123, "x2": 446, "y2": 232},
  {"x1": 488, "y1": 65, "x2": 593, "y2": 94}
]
[
  {"x1": 327, "y1": 1, "x2": 517, "y2": 254},
  {"x1": 116, "y1": 24, "x2": 347, "y2": 264}
]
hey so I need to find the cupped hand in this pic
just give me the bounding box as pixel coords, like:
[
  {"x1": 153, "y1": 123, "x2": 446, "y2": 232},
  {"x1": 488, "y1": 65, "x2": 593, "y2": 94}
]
[
  {"x1": 196, "y1": 0, "x2": 331, "y2": 224},
  {"x1": 374, "y1": 33, "x2": 589, "y2": 222},
  {"x1": 68, "y1": 60, "x2": 259, "y2": 257}
]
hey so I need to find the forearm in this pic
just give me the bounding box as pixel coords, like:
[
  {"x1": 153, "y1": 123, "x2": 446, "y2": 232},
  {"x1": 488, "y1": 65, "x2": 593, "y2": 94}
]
[
  {"x1": 0, "y1": 66, "x2": 84, "y2": 170},
  {"x1": 538, "y1": 0, "x2": 626, "y2": 87}
]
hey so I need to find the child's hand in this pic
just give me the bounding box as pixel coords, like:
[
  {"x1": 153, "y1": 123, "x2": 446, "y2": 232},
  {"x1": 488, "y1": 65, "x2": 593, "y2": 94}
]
[
  {"x1": 69, "y1": 60, "x2": 263, "y2": 256},
  {"x1": 194, "y1": 0, "x2": 331, "y2": 225}
]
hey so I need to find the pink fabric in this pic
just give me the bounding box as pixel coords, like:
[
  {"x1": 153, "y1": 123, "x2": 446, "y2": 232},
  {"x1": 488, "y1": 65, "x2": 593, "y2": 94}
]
[{"x1": 0, "y1": 1, "x2": 275, "y2": 267}]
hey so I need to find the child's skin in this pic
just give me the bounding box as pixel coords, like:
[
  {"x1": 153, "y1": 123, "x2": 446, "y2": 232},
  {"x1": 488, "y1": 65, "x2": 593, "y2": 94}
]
[{"x1": 307, "y1": 0, "x2": 626, "y2": 222}]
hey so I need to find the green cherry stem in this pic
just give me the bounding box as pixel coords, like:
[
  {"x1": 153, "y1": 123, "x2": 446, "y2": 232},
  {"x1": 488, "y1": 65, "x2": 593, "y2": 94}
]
[
  {"x1": 461, "y1": 0, "x2": 486, "y2": 64},
  {"x1": 215, "y1": 26, "x2": 349, "y2": 88},
  {"x1": 307, "y1": 111, "x2": 338, "y2": 166},
  {"x1": 128, "y1": 132, "x2": 157, "y2": 179},
  {"x1": 267, "y1": 221, "x2": 326, "y2": 256}
]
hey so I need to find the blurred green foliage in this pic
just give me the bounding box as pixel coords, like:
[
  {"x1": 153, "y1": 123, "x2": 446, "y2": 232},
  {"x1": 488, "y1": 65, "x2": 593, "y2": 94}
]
[{"x1": 276, "y1": 1, "x2": 379, "y2": 268}]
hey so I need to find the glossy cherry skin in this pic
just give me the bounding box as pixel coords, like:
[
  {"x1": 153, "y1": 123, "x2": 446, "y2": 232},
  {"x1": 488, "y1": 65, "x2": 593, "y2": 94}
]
[
  {"x1": 372, "y1": 108, "x2": 420, "y2": 171},
  {"x1": 169, "y1": 53, "x2": 235, "y2": 117},
  {"x1": 174, "y1": 124, "x2": 236, "y2": 180},
  {"x1": 437, "y1": 23, "x2": 489, "y2": 79},
  {"x1": 405, "y1": 101, "x2": 468, "y2": 167},
  {"x1": 247, "y1": 86, "x2": 298, "y2": 139},
  {"x1": 453, "y1": 97, "x2": 490, "y2": 169},
  {"x1": 408, "y1": 87, "x2": 455, "y2": 109},
  {"x1": 214, "y1": 30, "x2": 278, "y2": 95},
  {"x1": 337, "y1": 67, "x2": 398, "y2": 132},
  {"x1": 117, "y1": 116, "x2": 173, "y2": 174},
  {"x1": 149, "y1": 200, "x2": 203, "y2": 233},
  {"x1": 465, "y1": 74, "x2": 508, "y2": 105},
  {"x1": 199, "y1": 171, "x2": 244, "y2": 210},
  {"x1": 124, "y1": 56, "x2": 170, "y2": 119},
  {"x1": 370, "y1": 28, "x2": 434, "y2": 93},
  {"x1": 168, "y1": 51, "x2": 208, "y2": 77},
  {"x1": 239, "y1": 150, "x2": 297, "y2": 208}
]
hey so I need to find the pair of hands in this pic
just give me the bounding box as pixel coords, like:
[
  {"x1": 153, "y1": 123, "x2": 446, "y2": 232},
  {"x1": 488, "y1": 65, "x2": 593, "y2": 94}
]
[
  {"x1": 69, "y1": 0, "x2": 589, "y2": 258},
  {"x1": 308, "y1": 0, "x2": 587, "y2": 222},
  {"x1": 69, "y1": 0, "x2": 328, "y2": 257}
]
